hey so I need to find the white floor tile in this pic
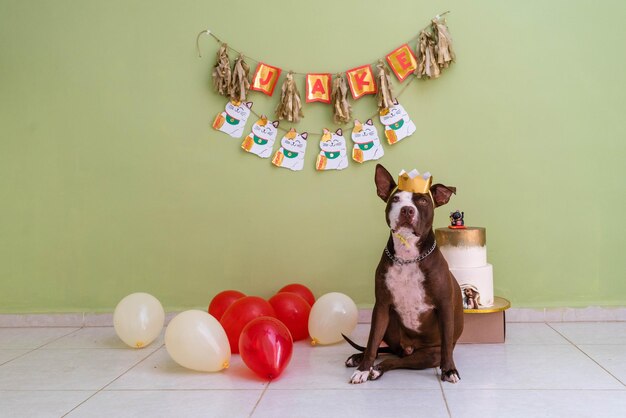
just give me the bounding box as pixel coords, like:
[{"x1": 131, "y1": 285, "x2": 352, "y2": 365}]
[
  {"x1": 2, "y1": 322, "x2": 626, "y2": 416},
  {"x1": 0, "y1": 328, "x2": 79, "y2": 349},
  {"x1": 107, "y1": 348, "x2": 267, "y2": 390},
  {"x1": 270, "y1": 339, "x2": 440, "y2": 390},
  {"x1": 446, "y1": 344, "x2": 623, "y2": 390},
  {"x1": 0, "y1": 348, "x2": 153, "y2": 390},
  {"x1": 43, "y1": 326, "x2": 163, "y2": 350},
  {"x1": 445, "y1": 389, "x2": 626, "y2": 418},
  {"x1": 578, "y1": 344, "x2": 626, "y2": 385},
  {"x1": 0, "y1": 390, "x2": 94, "y2": 418},
  {"x1": 253, "y1": 389, "x2": 449, "y2": 418},
  {"x1": 66, "y1": 390, "x2": 262, "y2": 418},
  {"x1": 549, "y1": 322, "x2": 626, "y2": 344},
  {"x1": 504, "y1": 323, "x2": 569, "y2": 344},
  {"x1": 0, "y1": 349, "x2": 29, "y2": 365}
]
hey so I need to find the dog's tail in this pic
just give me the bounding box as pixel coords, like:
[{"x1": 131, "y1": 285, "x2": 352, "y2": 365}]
[{"x1": 341, "y1": 334, "x2": 394, "y2": 354}]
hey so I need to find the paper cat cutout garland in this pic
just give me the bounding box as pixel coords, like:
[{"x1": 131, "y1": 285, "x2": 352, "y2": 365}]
[
  {"x1": 351, "y1": 119, "x2": 384, "y2": 163},
  {"x1": 379, "y1": 99, "x2": 416, "y2": 144},
  {"x1": 212, "y1": 100, "x2": 253, "y2": 138},
  {"x1": 316, "y1": 128, "x2": 348, "y2": 171},
  {"x1": 272, "y1": 128, "x2": 308, "y2": 171},
  {"x1": 241, "y1": 116, "x2": 280, "y2": 158}
]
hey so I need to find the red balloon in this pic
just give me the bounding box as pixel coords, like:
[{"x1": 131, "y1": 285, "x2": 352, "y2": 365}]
[
  {"x1": 268, "y1": 292, "x2": 311, "y2": 341},
  {"x1": 278, "y1": 283, "x2": 315, "y2": 306},
  {"x1": 208, "y1": 290, "x2": 246, "y2": 320},
  {"x1": 239, "y1": 317, "x2": 293, "y2": 380},
  {"x1": 220, "y1": 296, "x2": 276, "y2": 354}
]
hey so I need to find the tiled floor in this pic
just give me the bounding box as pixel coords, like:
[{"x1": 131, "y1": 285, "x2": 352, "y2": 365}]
[{"x1": 1, "y1": 323, "x2": 626, "y2": 417}]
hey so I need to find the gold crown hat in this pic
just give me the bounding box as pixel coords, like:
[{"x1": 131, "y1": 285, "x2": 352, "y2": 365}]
[{"x1": 397, "y1": 169, "x2": 432, "y2": 194}]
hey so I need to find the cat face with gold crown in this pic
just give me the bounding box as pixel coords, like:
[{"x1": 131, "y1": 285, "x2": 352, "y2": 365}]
[
  {"x1": 316, "y1": 128, "x2": 348, "y2": 171},
  {"x1": 351, "y1": 119, "x2": 384, "y2": 163},
  {"x1": 379, "y1": 99, "x2": 416, "y2": 145},
  {"x1": 212, "y1": 100, "x2": 253, "y2": 139},
  {"x1": 241, "y1": 116, "x2": 279, "y2": 158},
  {"x1": 272, "y1": 129, "x2": 308, "y2": 171}
]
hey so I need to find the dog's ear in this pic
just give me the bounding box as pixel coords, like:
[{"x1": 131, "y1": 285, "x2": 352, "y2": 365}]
[
  {"x1": 375, "y1": 164, "x2": 396, "y2": 202},
  {"x1": 430, "y1": 184, "x2": 456, "y2": 208}
]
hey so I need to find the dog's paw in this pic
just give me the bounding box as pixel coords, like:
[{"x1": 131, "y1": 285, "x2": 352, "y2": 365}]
[
  {"x1": 349, "y1": 369, "x2": 371, "y2": 384},
  {"x1": 369, "y1": 365, "x2": 384, "y2": 381},
  {"x1": 441, "y1": 369, "x2": 460, "y2": 384},
  {"x1": 345, "y1": 353, "x2": 363, "y2": 368}
]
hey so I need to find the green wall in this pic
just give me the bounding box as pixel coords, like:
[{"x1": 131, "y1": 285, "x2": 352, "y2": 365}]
[{"x1": 1, "y1": 0, "x2": 625, "y2": 313}]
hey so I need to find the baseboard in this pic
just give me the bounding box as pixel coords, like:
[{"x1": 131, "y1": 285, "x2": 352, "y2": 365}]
[{"x1": 1, "y1": 306, "x2": 626, "y2": 327}]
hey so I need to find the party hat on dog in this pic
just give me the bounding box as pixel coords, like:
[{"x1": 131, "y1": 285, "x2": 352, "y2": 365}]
[{"x1": 397, "y1": 169, "x2": 432, "y2": 194}]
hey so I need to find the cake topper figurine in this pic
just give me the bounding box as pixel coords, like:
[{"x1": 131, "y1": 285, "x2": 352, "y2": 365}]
[{"x1": 449, "y1": 210, "x2": 465, "y2": 229}]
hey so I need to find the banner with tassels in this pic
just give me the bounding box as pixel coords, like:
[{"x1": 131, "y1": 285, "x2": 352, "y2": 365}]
[{"x1": 198, "y1": 11, "x2": 455, "y2": 173}]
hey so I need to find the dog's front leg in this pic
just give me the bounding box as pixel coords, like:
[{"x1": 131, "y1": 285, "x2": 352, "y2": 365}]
[
  {"x1": 350, "y1": 303, "x2": 389, "y2": 384},
  {"x1": 437, "y1": 301, "x2": 460, "y2": 383}
]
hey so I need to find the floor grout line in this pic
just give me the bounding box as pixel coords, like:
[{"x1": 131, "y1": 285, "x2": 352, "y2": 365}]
[
  {"x1": 59, "y1": 343, "x2": 165, "y2": 417},
  {"x1": 0, "y1": 327, "x2": 83, "y2": 367},
  {"x1": 436, "y1": 368, "x2": 453, "y2": 418},
  {"x1": 546, "y1": 322, "x2": 626, "y2": 388}
]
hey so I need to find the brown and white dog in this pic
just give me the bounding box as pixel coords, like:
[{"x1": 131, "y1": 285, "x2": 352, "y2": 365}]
[{"x1": 345, "y1": 164, "x2": 464, "y2": 384}]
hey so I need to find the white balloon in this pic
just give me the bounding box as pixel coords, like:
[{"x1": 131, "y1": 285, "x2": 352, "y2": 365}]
[
  {"x1": 308, "y1": 292, "x2": 358, "y2": 345},
  {"x1": 165, "y1": 310, "x2": 231, "y2": 372},
  {"x1": 113, "y1": 292, "x2": 165, "y2": 349}
]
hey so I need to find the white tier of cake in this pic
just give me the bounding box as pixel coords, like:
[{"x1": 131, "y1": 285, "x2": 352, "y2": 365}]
[
  {"x1": 449, "y1": 264, "x2": 494, "y2": 308},
  {"x1": 435, "y1": 227, "x2": 494, "y2": 308},
  {"x1": 439, "y1": 245, "x2": 487, "y2": 268}
]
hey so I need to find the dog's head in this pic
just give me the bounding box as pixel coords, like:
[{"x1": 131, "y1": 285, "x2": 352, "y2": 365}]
[{"x1": 374, "y1": 164, "x2": 456, "y2": 237}]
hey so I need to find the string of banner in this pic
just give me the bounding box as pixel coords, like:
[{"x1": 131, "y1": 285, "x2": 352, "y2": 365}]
[{"x1": 196, "y1": 11, "x2": 454, "y2": 172}]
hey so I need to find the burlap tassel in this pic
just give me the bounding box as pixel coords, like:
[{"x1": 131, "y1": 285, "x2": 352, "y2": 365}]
[
  {"x1": 229, "y1": 54, "x2": 250, "y2": 101},
  {"x1": 330, "y1": 74, "x2": 351, "y2": 124},
  {"x1": 212, "y1": 43, "x2": 232, "y2": 96},
  {"x1": 432, "y1": 18, "x2": 455, "y2": 69},
  {"x1": 376, "y1": 60, "x2": 394, "y2": 111},
  {"x1": 275, "y1": 71, "x2": 304, "y2": 123},
  {"x1": 415, "y1": 31, "x2": 440, "y2": 79}
]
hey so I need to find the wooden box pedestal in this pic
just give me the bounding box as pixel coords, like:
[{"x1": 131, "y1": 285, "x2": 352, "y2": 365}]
[{"x1": 458, "y1": 297, "x2": 510, "y2": 344}]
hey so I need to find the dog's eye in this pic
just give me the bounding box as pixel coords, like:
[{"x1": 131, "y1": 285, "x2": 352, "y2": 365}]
[
  {"x1": 392, "y1": 195, "x2": 400, "y2": 203},
  {"x1": 417, "y1": 197, "x2": 429, "y2": 206}
]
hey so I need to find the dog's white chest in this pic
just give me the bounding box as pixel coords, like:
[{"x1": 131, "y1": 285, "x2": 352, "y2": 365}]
[{"x1": 385, "y1": 264, "x2": 431, "y2": 331}]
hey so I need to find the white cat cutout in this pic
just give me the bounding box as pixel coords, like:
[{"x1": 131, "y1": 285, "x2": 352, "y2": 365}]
[
  {"x1": 316, "y1": 128, "x2": 348, "y2": 171},
  {"x1": 271, "y1": 129, "x2": 308, "y2": 171},
  {"x1": 212, "y1": 100, "x2": 253, "y2": 139},
  {"x1": 379, "y1": 99, "x2": 416, "y2": 145},
  {"x1": 351, "y1": 119, "x2": 384, "y2": 163},
  {"x1": 241, "y1": 116, "x2": 279, "y2": 158}
]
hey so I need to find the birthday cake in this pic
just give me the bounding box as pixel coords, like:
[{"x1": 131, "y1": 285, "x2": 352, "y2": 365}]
[{"x1": 435, "y1": 225, "x2": 494, "y2": 308}]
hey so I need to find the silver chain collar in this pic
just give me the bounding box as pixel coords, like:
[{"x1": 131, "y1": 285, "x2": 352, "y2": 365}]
[{"x1": 384, "y1": 240, "x2": 437, "y2": 265}]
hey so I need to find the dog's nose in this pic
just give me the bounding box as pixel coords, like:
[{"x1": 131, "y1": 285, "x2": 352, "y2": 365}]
[{"x1": 400, "y1": 206, "x2": 415, "y2": 218}]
